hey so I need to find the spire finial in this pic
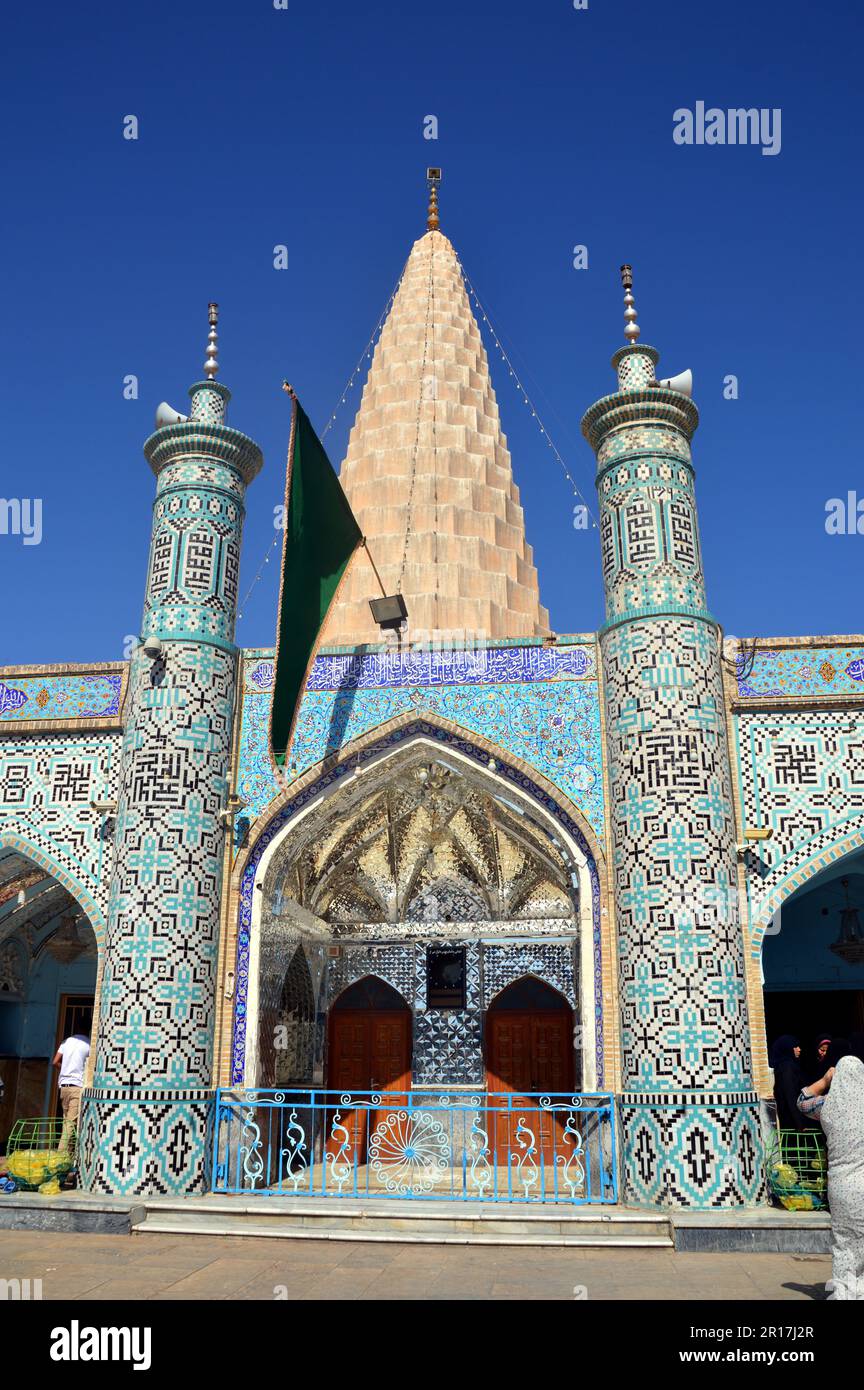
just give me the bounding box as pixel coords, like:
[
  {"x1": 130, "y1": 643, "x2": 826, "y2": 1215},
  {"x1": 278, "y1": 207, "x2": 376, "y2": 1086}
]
[
  {"x1": 620, "y1": 264, "x2": 640, "y2": 345},
  {"x1": 426, "y1": 167, "x2": 441, "y2": 232},
  {"x1": 204, "y1": 302, "x2": 219, "y2": 379}
]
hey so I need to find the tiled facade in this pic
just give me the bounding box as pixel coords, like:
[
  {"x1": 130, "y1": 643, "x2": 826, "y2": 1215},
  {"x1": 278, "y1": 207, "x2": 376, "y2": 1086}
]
[
  {"x1": 2, "y1": 235, "x2": 863, "y2": 1209},
  {"x1": 585, "y1": 345, "x2": 762, "y2": 1207}
]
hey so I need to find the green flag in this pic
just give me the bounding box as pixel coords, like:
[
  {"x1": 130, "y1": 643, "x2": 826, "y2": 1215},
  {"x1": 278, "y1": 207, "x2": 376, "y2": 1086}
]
[{"x1": 270, "y1": 387, "x2": 363, "y2": 768}]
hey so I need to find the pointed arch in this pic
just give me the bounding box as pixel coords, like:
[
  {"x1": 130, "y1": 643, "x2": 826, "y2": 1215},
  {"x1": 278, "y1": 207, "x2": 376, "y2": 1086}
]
[
  {"x1": 222, "y1": 714, "x2": 610, "y2": 1091},
  {"x1": 0, "y1": 831, "x2": 107, "y2": 947},
  {"x1": 486, "y1": 973, "x2": 573, "y2": 1012},
  {"x1": 331, "y1": 975, "x2": 411, "y2": 1011},
  {"x1": 748, "y1": 816, "x2": 864, "y2": 956}
]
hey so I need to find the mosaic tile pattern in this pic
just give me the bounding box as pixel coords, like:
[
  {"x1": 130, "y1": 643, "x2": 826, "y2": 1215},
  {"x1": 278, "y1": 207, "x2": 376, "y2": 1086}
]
[
  {"x1": 483, "y1": 942, "x2": 576, "y2": 1009},
  {"x1": 733, "y1": 708, "x2": 864, "y2": 945},
  {"x1": 603, "y1": 618, "x2": 752, "y2": 1092},
  {"x1": 79, "y1": 1088, "x2": 212, "y2": 1196},
  {"x1": 586, "y1": 350, "x2": 757, "y2": 1208},
  {"x1": 735, "y1": 646, "x2": 864, "y2": 699},
  {"x1": 236, "y1": 649, "x2": 605, "y2": 840},
  {"x1": 0, "y1": 733, "x2": 120, "y2": 927},
  {"x1": 94, "y1": 380, "x2": 262, "y2": 1096},
  {"x1": 620, "y1": 1093, "x2": 766, "y2": 1207},
  {"x1": 0, "y1": 673, "x2": 122, "y2": 723},
  {"x1": 286, "y1": 938, "x2": 578, "y2": 1090},
  {"x1": 95, "y1": 643, "x2": 237, "y2": 1088}
]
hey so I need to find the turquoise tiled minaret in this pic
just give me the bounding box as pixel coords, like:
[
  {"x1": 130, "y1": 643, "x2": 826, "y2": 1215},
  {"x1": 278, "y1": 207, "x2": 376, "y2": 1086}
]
[
  {"x1": 582, "y1": 269, "x2": 764, "y2": 1208},
  {"x1": 81, "y1": 307, "x2": 262, "y2": 1195}
]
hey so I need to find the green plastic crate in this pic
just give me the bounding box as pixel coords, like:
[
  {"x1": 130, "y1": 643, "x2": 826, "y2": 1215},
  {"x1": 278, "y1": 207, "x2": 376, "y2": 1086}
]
[
  {"x1": 765, "y1": 1128, "x2": 828, "y2": 1211},
  {"x1": 5, "y1": 1118, "x2": 76, "y2": 1192}
]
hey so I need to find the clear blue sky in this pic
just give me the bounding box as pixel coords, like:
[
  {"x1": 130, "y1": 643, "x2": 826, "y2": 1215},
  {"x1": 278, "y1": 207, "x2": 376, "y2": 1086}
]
[{"x1": 2, "y1": 0, "x2": 861, "y2": 665}]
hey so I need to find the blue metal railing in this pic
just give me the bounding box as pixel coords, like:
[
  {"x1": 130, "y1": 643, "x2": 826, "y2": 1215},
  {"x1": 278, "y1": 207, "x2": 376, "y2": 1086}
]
[{"x1": 212, "y1": 1089, "x2": 617, "y2": 1204}]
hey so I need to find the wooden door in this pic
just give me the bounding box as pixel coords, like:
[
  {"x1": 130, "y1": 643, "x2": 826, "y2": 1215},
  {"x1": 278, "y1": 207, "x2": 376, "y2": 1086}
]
[
  {"x1": 487, "y1": 1009, "x2": 574, "y2": 1163},
  {"x1": 326, "y1": 1010, "x2": 411, "y2": 1169}
]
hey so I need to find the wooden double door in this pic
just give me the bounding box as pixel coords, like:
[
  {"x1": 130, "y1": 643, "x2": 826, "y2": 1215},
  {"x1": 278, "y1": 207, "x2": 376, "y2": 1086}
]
[
  {"x1": 486, "y1": 983, "x2": 575, "y2": 1162},
  {"x1": 327, "y1": 988, "x2": 411, "y2": 1166}
]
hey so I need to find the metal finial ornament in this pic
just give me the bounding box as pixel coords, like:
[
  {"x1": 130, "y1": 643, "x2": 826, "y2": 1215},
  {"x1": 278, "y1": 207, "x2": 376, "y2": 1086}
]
[
  {"x1": 204, "y1": 301, "x2": 219, "y2": 379},
  {"x1": 426, "y1": 167, "x2": 441, "y2": 232},
  {"x1": 620, "y1": 264, "x2": 640, "y2": 344}
]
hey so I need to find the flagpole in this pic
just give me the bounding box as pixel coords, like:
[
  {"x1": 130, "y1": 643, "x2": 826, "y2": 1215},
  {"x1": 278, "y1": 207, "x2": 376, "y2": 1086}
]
[{"x1": 361, "y1": 537, "x2": 389, "y2": 600}]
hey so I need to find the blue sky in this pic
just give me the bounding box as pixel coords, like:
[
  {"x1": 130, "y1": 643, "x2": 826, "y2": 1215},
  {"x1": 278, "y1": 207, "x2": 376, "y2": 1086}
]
[{"x1": 1, "y1": 0, "x2": 861, "y2": 664}]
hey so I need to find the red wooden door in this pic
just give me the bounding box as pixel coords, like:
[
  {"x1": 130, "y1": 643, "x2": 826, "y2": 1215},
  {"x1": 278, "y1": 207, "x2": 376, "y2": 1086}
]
[
  {"x1": 327, "y1": 1010, "x2": 411, "y2": 1167},
  {"x1": 487, "y1": 1009, "x2": 574, "y2": 1163}
]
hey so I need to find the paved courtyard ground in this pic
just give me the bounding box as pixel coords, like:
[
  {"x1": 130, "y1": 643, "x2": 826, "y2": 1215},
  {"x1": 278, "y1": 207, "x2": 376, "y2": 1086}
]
[{"x1": 0, "y1": 1230, "x2": 832, "y2": 1300}]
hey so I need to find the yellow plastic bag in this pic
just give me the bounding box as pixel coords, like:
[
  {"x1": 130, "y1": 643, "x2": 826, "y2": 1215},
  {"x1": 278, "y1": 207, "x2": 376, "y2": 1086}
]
[
  {"x1": 770, "y1": 1161, "x2": 799, "y2": 1190},
  {"x1": 778, "y1": 1193, "x2": 815, "y2": 1212},
  {"x1": 6, "y1": 1149, "x2": 73, "y2": 1190}
]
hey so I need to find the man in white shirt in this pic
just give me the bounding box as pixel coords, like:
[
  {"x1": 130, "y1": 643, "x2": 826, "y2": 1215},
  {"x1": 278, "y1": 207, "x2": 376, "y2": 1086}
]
[{"x1": 52, "y1": 1032, "x2": 91, "y2": 1154}]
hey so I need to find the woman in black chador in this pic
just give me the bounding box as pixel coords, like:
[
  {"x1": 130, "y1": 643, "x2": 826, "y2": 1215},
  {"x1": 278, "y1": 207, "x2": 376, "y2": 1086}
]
[{"x1": 770, "y1": 1035, "x2": 812, "y2": 1129}]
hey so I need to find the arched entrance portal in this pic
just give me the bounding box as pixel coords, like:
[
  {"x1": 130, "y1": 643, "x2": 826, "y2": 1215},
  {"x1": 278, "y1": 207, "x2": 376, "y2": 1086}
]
[
  {"x1": 249, "y1": 741, "x2": 589, "y2": 1096},
  {"x1": 486, "y1": 977, "x2": 574, "y2": 1159},
  {"x1": 0, "y1": 847, "x2": 99, "y2": 1146}
]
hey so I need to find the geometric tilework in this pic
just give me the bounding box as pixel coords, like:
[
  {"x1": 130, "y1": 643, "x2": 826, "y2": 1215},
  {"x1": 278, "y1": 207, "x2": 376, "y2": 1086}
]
[
  {"x1": 78, "y1": 1089, "x2": 212, "y2": 1196},
  {"x1": 603, "y1": 617, "x2": 752, "y2": 1093},
  {"x1": 0, "y1": 731, "x2": 120, "y2": 927},
  {"x1": 734, "y1": 707, "x2": 864, "y2": 944},
  {"x1": 587, "y1": 346, "x2": 759, "y2": 1208},
  {"x1": 264, "y1": 936, "x2": 579, "y2": 1091},
  {"x1": 82, "y1": 376, "x2": 262, "y2": 1196},
  {"x1": 620, "y1": 1094, "x2": 767, "y2": 1208},
  {"x1": 94, "y1": 380, "x2": 261, "y2": 1096},
  {"x1": 94, "y1": 643, "x2": 237, "y2": 1088}
]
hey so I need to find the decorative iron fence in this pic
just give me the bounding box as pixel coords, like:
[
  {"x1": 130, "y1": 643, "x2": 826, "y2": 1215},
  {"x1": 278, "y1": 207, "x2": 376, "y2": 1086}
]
[{"x1": 212, "y1": 1089, "x2": 617, "y2": 1204}]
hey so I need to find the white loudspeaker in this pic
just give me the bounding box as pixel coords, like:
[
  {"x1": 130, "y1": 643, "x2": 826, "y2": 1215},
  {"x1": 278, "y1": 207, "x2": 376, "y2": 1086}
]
[
  {"x1": 656, "y1": 369, "x2": 693, "y2": 397},
  {"x1": 155, "y1": 401, "x2": 189, "y2": 427}
]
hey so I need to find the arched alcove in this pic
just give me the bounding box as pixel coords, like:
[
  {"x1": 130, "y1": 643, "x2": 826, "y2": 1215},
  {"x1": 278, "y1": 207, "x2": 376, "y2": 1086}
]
[
  {"x1": 761, "y1": 846, "x2": 864, "y2": 1065},
  {"x1": 0, "y1": 844, "x2": 99, "y2": 1145},
  {"x1": 234, "y1": 727, "x2": 602, "y2": 1091}
]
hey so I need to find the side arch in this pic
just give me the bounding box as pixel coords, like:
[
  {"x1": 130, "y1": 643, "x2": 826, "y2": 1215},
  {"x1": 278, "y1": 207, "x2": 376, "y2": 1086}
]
[
  {"x1": 745, "y1": 821, "x2": 864, "y2": 1097},
  {"x1": 748, "y1": 814, "x2": 864, "y2": 957},
  {"x1": 0, "y1": 830, "x2": 108, "y2": 947}
]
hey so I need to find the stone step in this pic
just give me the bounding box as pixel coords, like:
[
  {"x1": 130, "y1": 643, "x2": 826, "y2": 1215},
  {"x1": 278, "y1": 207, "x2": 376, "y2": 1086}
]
[
  {"x1": 133, "y1": 1198, "x2": 673, "y2": 1247},
  {"x1": 136, "y1": 1210, "x2": 674, "y2": 1248}
]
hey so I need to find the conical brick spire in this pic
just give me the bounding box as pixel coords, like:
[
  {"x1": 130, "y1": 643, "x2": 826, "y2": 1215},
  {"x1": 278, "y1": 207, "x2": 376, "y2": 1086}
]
[{"x1": 323, "y1": 228, "x2": 549, "y2": 645}]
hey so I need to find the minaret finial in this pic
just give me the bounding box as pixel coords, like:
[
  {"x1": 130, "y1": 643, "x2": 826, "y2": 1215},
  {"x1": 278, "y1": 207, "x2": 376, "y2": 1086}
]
[
  {"x1": 620, "y1": 264, "x2": 640, "y2": 345},
  {"x1": 204, "y1": 302, "x2": 219, "y2": 379},
  {"x1": 426, "y1": 167, "x2": 441, "y2": 232}
]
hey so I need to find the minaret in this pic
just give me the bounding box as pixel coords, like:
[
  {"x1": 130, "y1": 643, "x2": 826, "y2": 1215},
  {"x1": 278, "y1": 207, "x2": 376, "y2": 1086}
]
[
  {"x1": 322, "y1": 175, "x2": 548, "y2": 645},
  {"x1": 582, "y1": 270, "x2": 764, "y2": 1208},
  {"x1": 83, "y1": 307, "x2": 262, "y2": 1195}
]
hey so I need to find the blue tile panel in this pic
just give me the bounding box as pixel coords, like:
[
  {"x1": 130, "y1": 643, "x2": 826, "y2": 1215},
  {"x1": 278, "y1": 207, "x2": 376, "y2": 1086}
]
[
  {"x1": 0, "y1": 673, "x2": 122, "y2": 723},
  {"x1": 735, "y1": 645, "x2": 864, "y2": 699},
  {"x1": 236, "y1": 643, "x2": 606, "y2": 841}
]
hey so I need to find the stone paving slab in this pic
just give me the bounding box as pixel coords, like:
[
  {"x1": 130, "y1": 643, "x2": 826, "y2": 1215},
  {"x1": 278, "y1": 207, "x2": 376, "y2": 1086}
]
[{"x1": 0, "y1": 1229, "x2": 832, "y2": 1301}]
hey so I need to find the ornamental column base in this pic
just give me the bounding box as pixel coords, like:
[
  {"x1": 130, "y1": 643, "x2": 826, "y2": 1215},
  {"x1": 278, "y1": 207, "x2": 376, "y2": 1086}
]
[
  {"x1": 78, "y1": 1088, "x2": 214, "y2": 1197},
  {"x1": 619, "y1": 1091, "x2": 769, "y2": 1209}
]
